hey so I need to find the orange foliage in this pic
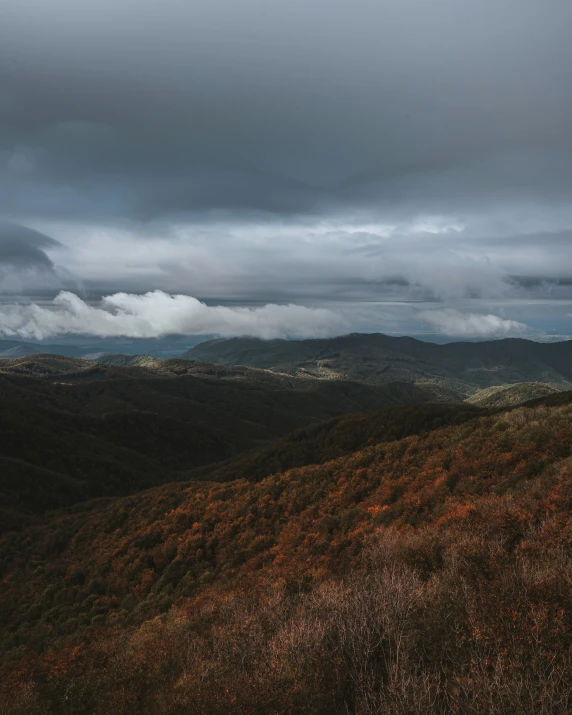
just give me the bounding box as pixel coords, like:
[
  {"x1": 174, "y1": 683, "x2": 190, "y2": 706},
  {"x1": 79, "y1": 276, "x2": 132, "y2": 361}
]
[{"x1": 2, "y1": 402, "x2": 572, "y2": 712}]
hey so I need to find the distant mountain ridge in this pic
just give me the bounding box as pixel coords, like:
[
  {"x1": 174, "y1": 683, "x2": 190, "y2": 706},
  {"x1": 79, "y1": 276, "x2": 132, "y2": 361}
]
[
  {"x1": 183, "y1": 333, "x2": 572, "y2": 394},
  {"x1": 3, "y1": 332, "x2": 572, "y2": 397},
  {"x1": 0, "y1": 339, "x2": 87, "y2": 359}
]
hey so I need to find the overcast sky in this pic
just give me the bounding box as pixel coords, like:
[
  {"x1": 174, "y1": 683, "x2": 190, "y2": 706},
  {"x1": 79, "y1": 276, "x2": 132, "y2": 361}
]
[{"x1": 1, "y1": 0, "x2": 572, "y2": 340}]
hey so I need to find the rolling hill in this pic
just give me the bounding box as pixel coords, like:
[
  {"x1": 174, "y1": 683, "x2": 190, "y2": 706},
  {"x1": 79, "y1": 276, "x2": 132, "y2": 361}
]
[
  {"x1": 466, "y1": 381, "x2": 560, "y2": 407},
  {"x1": 92, "y1": 353, "x2": 165, "y2": 369}
]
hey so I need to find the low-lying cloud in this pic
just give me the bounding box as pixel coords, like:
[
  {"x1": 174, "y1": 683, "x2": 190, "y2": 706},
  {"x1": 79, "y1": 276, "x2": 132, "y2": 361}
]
[
  {"x1": 419, "y1": 309, "x2": 528, "y2": 338},
  {"x1": 0, "y1": 291, "x2": 346, "y2": 341}
]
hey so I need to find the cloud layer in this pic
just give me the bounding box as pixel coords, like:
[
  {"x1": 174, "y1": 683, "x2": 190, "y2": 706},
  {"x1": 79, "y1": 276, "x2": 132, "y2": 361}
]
[
  {"x1": 0, "y1": 291, "x2": 534, "y2": 342},
  {"x1": 0, "y1": 291, "x2": 346, "y2": 341},
  {"x1": 419, "y1": 309, "x2": 528, "y2": 338},
  {"x1": 1, "y1": 1, "x2": 572, "y2": 337}
]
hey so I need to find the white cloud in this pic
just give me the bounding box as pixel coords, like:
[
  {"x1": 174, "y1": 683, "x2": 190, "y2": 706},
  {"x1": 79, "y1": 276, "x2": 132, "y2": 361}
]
[
  {"x1": 418, "y1": 308, "x2": 528, "y2": 337},
  {"x1": 0, "y1": 290, "x2": 346, "y2": 340}
]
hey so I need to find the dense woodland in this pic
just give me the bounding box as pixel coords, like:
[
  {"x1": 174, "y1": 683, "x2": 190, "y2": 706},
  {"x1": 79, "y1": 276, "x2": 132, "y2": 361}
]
[
  {"x1": 1, "y1": 353, "x2": 571, "y2": 713},
  {"x1": 0, "y1": 356, "x2": 442, "y2": 531}
]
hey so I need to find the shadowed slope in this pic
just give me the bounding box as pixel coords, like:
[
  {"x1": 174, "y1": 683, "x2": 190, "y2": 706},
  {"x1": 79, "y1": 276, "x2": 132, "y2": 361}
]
[
  {"x1": 0, "y1": 355, "x2": 457, "y2": 526},
  {"x1": 186, "y1": 402, "x2": 483, "y2": 484}
]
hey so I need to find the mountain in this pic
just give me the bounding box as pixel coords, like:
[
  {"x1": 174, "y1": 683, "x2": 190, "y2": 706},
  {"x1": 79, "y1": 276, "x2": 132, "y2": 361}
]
[
  {"x1": 0, "y1": 355, "x2": 455, "y2": 530},
  {"x1": 183, "y1": 333, "x2": 572, "y2": 394},
  {"x1": 1, "y1": 393, "x2": 571, "y2": 713}
]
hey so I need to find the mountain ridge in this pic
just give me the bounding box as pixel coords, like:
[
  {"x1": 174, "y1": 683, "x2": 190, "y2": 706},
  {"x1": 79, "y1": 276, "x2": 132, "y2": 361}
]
[{"x1": 183, "y1": 333, "x2": 572, "y2": 393}]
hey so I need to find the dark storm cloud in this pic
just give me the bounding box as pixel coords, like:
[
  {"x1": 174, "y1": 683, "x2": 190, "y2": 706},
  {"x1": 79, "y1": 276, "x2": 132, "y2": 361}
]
[
  {"x1": 2, "y1": 0, "x2": 572, "y2": 221},
  {"x1": 0, "y1": 223, "x2": 78, "y2": 295},
  {"x1": 0, "y1": 223, "x2": 60, "y2": 268}
]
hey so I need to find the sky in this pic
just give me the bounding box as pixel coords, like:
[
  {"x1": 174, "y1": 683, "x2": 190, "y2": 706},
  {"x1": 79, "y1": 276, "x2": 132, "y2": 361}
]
[{"x1": 1, "y1": 0, "x2": 572, "y2": 341}]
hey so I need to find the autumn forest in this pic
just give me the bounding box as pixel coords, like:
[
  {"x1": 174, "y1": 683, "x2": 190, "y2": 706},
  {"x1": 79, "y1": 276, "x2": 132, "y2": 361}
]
[{"x1": 0, "y1": 348, "x2": 571, "y2": 713}]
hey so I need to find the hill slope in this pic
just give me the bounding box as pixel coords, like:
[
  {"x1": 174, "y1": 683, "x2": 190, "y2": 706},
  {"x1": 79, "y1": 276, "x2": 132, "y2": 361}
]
[
  {"x1": 1, "y1": 394, "x2": 572, "y2": 713},
  {"x1": 466, "y1": 381, "x2": 560, "y2": 407},
  {"x1": 0, "y1": 355, "x2": 455, "y2": 528},
  {"x1": 185, "y1": 402, "x2": 483, "y2": 484},
  {"x1": 93, "y1": 353, "x2": 165, "y2": 368}
]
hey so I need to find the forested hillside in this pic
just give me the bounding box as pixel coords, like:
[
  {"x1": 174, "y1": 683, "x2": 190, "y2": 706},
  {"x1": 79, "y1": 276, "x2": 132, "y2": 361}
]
[
  {"x1": 0, "y1": 355, "x2": 452, "y2": 531},
  {"x1": 185, "y1": 402, "x2": 483, "y2": 484},
  {"x1": 1, "y1": 393, "x2": 572, "y2": 713},
  {"x1": 466, "y1": 381, "x2": 560, "y2": 407}
]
